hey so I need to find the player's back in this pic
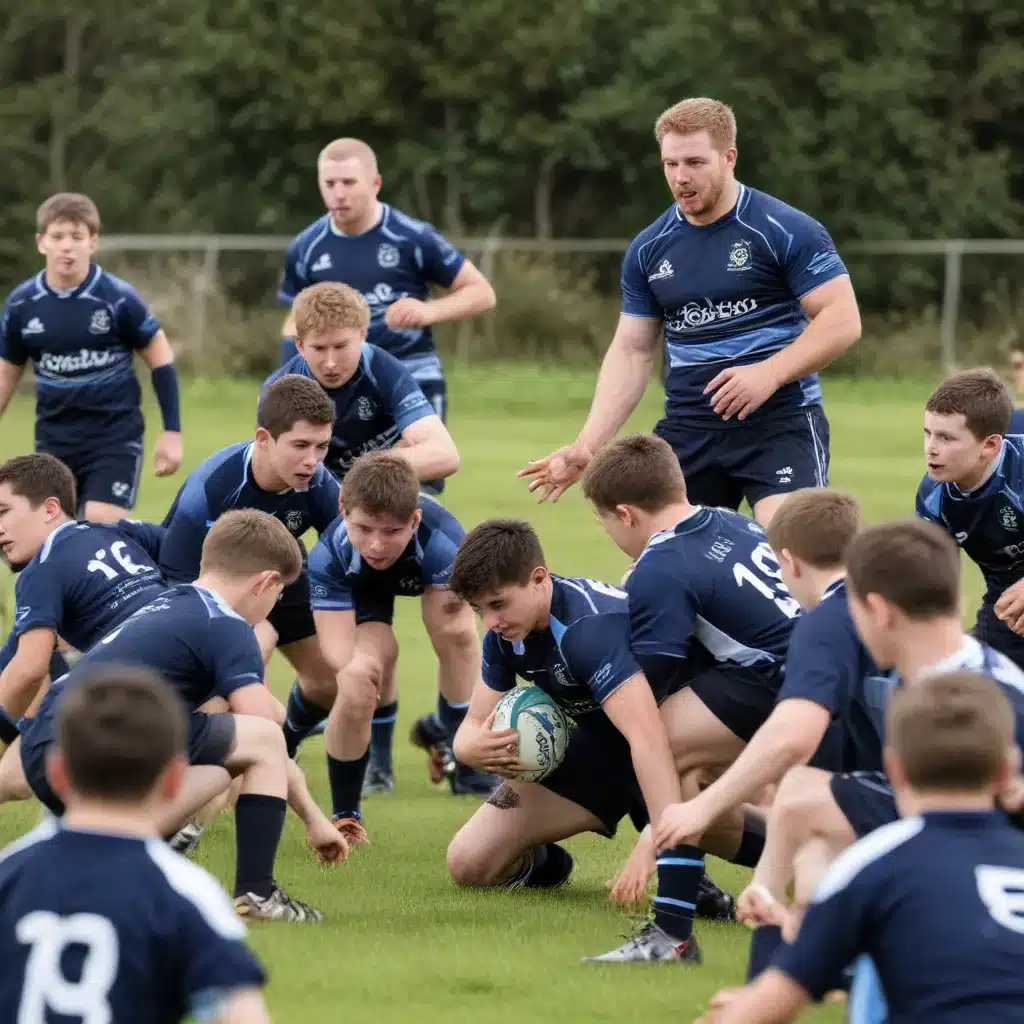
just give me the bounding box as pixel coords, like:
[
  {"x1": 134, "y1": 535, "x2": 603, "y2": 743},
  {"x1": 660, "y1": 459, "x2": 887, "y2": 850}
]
[
  {"x1": 0, "y1": 267, "x2": 159, "y2": 452},
  {"x1": 628, "y1": 506, "x2": 798, "y2": 669},
  {"x1": 916, "y1": 436, "x2": 1024, "y2": 598},
  {"x1": 0, "y1": 821, "x2": 263, "y2": 1024},
  {"x1": 55, "y1": 585, "x2": 262, "y2": 711},
  {"x1": 788, "y1": 813, "x2": 1024, "y2": 1023},
  {"x1": 12, "y1": 520, "x2": 166, "y2": 653}
]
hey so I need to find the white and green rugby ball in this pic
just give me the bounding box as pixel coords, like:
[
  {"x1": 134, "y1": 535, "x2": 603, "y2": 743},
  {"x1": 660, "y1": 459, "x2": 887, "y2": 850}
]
[{"x1": 492, "y1": 686, "x2": 570, "y2": 783}]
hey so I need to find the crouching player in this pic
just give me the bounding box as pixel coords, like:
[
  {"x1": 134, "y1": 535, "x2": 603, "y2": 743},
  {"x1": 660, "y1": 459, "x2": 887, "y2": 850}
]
[
  {"x1": 0, "y1": 668, "x2": 271, "y2": 1023},
  {"x1": 446, "y1": 517, "x2": 769, "y2": 964},
  {"x1": 698, "y1": 671, "x2": 1024, "y2": 1024},
  {"x1": 307, "y1": 452, "x2": 491, "y2": 846},
  {"x1": 6, "y1": 510, "x2": 346, "y2": 921}
]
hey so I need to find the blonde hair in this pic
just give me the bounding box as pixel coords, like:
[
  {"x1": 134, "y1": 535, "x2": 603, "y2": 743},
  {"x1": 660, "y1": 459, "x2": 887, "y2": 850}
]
[
  {"x1": 318, "y1": 138, "x2": 378, "y2": 175},
  {"x1": 654, "y1": 98, "x2": 737, "y2": 150},
  {"x1": 200, "y1": 509, "x2": 303, "y2": 584},
  {"x1": 293, "y1": 282, "x2": 370, "y2": 340}
]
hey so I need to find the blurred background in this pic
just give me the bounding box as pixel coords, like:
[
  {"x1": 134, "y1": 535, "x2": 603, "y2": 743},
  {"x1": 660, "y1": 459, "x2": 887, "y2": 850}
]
[{"x1": 1, "y1": 1, "x2": 1022, "y2": 378}]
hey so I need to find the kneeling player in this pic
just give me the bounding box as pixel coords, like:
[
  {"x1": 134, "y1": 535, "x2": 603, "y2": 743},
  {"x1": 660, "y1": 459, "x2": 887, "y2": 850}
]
[
  {"x1": 917, "y1": 369, "x2": 1024, "y2": 667},
  {"x1": 0, "y1": 668, "x2": 271, "y2": 1023},
  {"x1": 0, "y1": 453, "x2": 167, "y2": 737},
  {"x1": 159, "y1": 374, "x2": 340, "y2": 755},
  {"x1": 307, "y1": 452, "x2": 491, "y2": 846},
  {"x1": 11, "y1": 510, "x2": 345, "y2": 921},
  {"x1": 740, "y1": 519, "x2": 1024, "y2": 940},
  {"x1": 699, "y1": 671, "x2": 1024, "y2": 1024}
]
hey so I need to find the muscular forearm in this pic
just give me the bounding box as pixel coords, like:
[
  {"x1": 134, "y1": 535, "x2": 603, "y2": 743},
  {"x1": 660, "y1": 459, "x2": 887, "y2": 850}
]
[
  {"x1": 762, "y1": 303, "x2": 861, "y2": 387},
  {"x1": 630, "y1": 740, "x2": 682, "y2": 829},
  {"x1": 284, "y1": 758, "x2": 321, "y2": 825},
  {"x1": 578, "y1": 341, "x2": 655, "y2": 452},
  {"x1": 0, "y1": 362, "x2": 24, "y2": 418},
  {"x1": 0, "y1": 663, "x2": 47, "y2": 721},
  {"x1": 396, "y1": 441, "x2": 459, "y2": 481},
  {"x1": 425, "y1": 282, "x2": 495, "y2": 325}
]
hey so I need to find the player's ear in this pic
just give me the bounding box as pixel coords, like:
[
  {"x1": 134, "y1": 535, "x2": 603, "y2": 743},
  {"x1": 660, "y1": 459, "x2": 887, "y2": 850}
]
[
  {"x1": 777, "y1": 548, "x2": 798, "y2": 577},
  {"x1": 530, "y1": 565, "x2": 549, "y2": 587},
  {"x1": 981, "y1": 433, "x2": 1003, "y2": 460},
  {"x1": 254, "y1": 569, "x2": 282, "y2": 596},
  {"x1": 35, "y1": 233, "x2": 46, "y2": 256},
  {"x1": 410, "y1": 508, "x2": 422, "y2": 529},
  {"x1": 42, "y1": 496, "x2": 64, "y2": 522},
  {"x1": 338, "y1": 500, "x2": 346, "y2": 520},
  {"x1": 45, "y1": 749, "x2": 71, "y2": 802},
  {"x1": 254, "y1": 427, "x2": 272, "y2": 448},
  {"x1": 614, "y1": 503, "x2": 634, "y2": 526}
]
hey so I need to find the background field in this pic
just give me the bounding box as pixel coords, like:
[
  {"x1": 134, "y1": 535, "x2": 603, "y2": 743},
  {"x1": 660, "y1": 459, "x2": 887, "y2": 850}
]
[{"x1": 0, "y1": 369, "x2": 983, "y2": 1023}]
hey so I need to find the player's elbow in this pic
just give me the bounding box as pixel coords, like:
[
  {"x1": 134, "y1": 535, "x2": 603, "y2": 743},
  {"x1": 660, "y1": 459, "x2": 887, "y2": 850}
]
[
  {"x1": 431, "y1": 438, "x2": 460, "y2": 478},
  {"x1": 475, "y1": 278, "x2": 497, "y2": 313}
]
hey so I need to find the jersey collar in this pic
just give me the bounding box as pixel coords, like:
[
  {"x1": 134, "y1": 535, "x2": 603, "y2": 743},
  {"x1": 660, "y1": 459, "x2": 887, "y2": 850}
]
[{"x1": 39, "y1": 263, "x2": 100, "y2": 299}]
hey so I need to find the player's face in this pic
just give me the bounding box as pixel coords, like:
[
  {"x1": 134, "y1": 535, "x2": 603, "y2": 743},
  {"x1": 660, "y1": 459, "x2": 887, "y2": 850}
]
[
  {"x1": 36, "y1": 218, "x2": 97, "y2": 283},
  {"x1": 469, "y1": 577, "x2": 548, "y2": 641},
  {"x1": 0, "y1": 486, "x2": 53, "y2": 565},
  {"x1": 923, "y1": 411, "x2": 1000, "y2": 486},
  {"x1": 344, "y1": 507, "x2": 422, "y2": 570},
  {"x1": 318, "y1": 157, "x2": 381, "y2": 231},
  {"x1": 262, "y1": 420, "x2": 332, "y2": 489},
  {"x1": 297, "y1": 328, "x2": 364, "y2": 389},
  {"x1": 660, "y1": 131, "x2": 735, "y2": 222}
]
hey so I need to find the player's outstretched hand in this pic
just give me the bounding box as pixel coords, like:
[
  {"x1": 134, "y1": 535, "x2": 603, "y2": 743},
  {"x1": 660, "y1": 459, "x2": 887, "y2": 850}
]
[
  {"x1": 995, "y1": 579, "x2": 1024, "y2": 635},
  {"x1": 517, "y1": 441, "x2": 592, "y2": 503},
  {"x1": 653, "y1": 799, "x2": 708, "y2": 851},
  {"x1": 153, "y1": 431, "x2": 183, "y2": 477},
  {"x1": 455, "y1": 710, "x2": 525, "y2": 778},
  {"x1": 307, "y1": 816, "x2": 350, "y2": 866},
  {"x1": 736, "y1": 881, "x2": 786, "y2": 929},
  {"x1": 606, "y1": 830, "x2": 656, "y2": 906},
  {"x1": 704, "y1": 361, "x2": 782, "y2": 421}
]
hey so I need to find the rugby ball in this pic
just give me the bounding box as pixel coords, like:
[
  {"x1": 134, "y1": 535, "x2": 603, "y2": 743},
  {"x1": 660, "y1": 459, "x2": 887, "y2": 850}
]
[{"x1": 492, "y1": 686, "x2": 570, "y2": 783}]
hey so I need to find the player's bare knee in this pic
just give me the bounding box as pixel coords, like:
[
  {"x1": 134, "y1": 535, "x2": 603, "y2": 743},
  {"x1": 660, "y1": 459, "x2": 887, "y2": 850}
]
[
  {"x1": 446, "y1": 831, "x2": 505, "y2": 887},
  {"x1": 236, "y1": 714, "x2": 287, "y2": 766},
  {"x1": 338, "y1": 657, "x2": 383, "y2": 721},
  {"x1": 298, "y1": 672, "x2": 336, "y2": 709},
  {"x1": 774, "y1": 765, "x2": 828, "y2": 832}
]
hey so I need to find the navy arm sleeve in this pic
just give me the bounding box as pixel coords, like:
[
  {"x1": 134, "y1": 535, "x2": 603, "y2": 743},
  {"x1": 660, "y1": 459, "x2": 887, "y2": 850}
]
[
  {"x1": 0, "y1": 297, "x2": 26, "y2": 365},
  {"x1": 915, "y1": 477, "x2": 944, "y2": 525},
  {"x1": 420, "y1": 512, "x2": 464, "y2": 589},
  {"x1": 776, "y1": 605, "x2": 862, "y2": 714},
  {"x1": 779, "y1": 211, "x2": 849, "y2": 300},
  {"x1": 371, "y1": 348, "x2": 435, "y2": 432},
  {"x1": 209, "y1": 618, "x2": 264, "y2": 698},
  {"x1": 10, "y1": 563, "x2": 63, "y2": 637},
  {"x1": 116, "y1": 519, "x2": 168, "y2": 565},
  {"x1": 417, "y1": 224, "x2": 465, "y2": 288},
  {"x1": 115, "y1": 282, "x2": 161, "y2": 349},
  {"x1": 481, "y1": 631, "x2": 517, "y2": 692},
  {"x1": 619, "y1": 236, "x2": 663, "y2": 319},
  {"x1": 307, "y1": 532, "x2": 353, "y2": 612},
  {"x1": 277, "y1": 237, "x2": 309, "y2": 306},
  {"x1": 559, "y1": 613, "x2": 643, "y2": 703},
  {"x1": 309, "y1": 469, "x2": 341, "y2": 535},
  {"x1": 159, "y1": 478, "x2": 213, "y2": 584}
]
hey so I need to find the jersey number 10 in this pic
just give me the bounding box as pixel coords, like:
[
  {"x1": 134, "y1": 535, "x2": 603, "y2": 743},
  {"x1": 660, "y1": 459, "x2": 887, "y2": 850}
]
[{"x1": 732, "y1": 543, "x2": 801, "y2": 618}]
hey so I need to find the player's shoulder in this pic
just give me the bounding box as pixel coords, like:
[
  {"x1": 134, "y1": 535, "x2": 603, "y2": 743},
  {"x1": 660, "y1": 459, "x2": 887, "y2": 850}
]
[
  {"x1": 626, "y1": 205, "x2": 682, "y2": 262},
  {"x1": 142, "y1": 838, "x2": 248, "y2": 939},
  {"x1": 192, "y1": 585, "x2": 248, "y2": 626},
  {"x1": 790, "y1": 581, "x2": 855, "y2": 645},
  {"x1": 999, "y1": 435, "x2": 1024, "y2": 479},
  {"x1": 362, "y1": 340, "x2": 404, "y2": 376},
  {"x1": 381, "y1": 203, "x2": 444, "y2": 241},
  {"x1": 739, "y1": 185, "x2": 828, "y2": 234},
  {"x1": 191, "y1": 441, "x2": 252, "y2": 484},
  {"x1": 418, "y1": 493, "x2": 462, "y2": 532},
  {"x1": 0, "y1": 818, "x2": 61, "y2": 884},
  {"x1": 265, "y1": 356, "x2": 312, "y2": 388},
  {"x1": 288, "y1": 214, "x2": 332, "y2": 250},
  {"x1": 91, "y1": 266, "x2": 146, "y2": 303},
  {"x1": 3, "y1": 273, "x2": 45, "y2": 307},
  {"x1": 812, "y1": 815, "x2": 926, "y2": 903}
]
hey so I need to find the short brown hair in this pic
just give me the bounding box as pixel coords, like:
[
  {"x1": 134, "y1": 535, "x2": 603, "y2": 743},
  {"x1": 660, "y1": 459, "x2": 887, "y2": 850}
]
[
  {"x1": 257, "y1": 374, "x2": 335, "y2": 439},
  {"x1": 846, "y1": 519, "x2": 959, "y2": 619},
  {"x1": 37, "y1": 193, "x2": 100, "y2": 235},
  {"x1": 200, "y1": 509, "x2": 303, "y2": 583},
  {"x1": 767, "y1": 489, "x2": 861, "y2": 569},
  {"x1": 450, "y1": 519, "x2": 547, "y2": 602},
  {"x1": 887, "y1": 670, "x2": 1014, "y2": 792},
  {"x1": 925, "y1": 368, "x2": 1012, "y2": 440},
  {"x1": 654, "y1": 97, "x2": 737, "y2": 150},
  {"x1": 341, "y1": 451, "x2": 419, "y2": 521},
  {"x1": 57, "y1": 667, "x2": 186, "y2": 802},
  {"x1": 581, "y1": 434, "x2": 685, "y2": 513},
  {"x1": 0, "y1": 453, "x2": 76, "y2": 518},
  {"x1": 293, "y1": 282, "x2": 370, "y2": 340}
]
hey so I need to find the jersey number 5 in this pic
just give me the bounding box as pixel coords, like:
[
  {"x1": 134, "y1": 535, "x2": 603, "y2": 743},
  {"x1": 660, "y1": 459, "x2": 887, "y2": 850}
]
[
  {"x1": 16, "y1": 910, "x2": 119, "y2": 1023},
  {"x1": 87, "y1": 542, "x2": 153, "y2": 581},
  {"x1": 732, "y1": 543, "x2": 800, "y2": 618}
]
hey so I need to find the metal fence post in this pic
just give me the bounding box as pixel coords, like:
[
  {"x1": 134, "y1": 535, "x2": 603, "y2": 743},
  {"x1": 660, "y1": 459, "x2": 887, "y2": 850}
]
[
  {"x1": 939, "y1": 242, "x2": 963, "y2": 374},
  {"x1": 192, "y1": 240, "x2": 220, "y2": 353}
]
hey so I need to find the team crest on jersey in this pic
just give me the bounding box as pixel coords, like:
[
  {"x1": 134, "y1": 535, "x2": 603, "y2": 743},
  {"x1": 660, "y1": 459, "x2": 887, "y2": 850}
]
[
  {"x1": 356, "y1": 396, "x2": 376, "y2": 421},
  {"x1": 648, "y1": 259, "x2": 674, "y2": 282},
  {"x1": 285, "y1": 510, "x2": 304, "y2": 533},
  {"x1": 728, "y1": 239, "x2": 752, "y2": 272},
  {"x1": 88, "y1": 309, "x2": 112, "y2": 334},
  {"x1": 377, "y1": 243, "x2": 400, "y2": 268},
  {"x1": 1000, "y1": 506, "x2": 1019, "y2": 532},
  {"x1": 311, "y1": 253, "x2": 333, "y2": 272}
]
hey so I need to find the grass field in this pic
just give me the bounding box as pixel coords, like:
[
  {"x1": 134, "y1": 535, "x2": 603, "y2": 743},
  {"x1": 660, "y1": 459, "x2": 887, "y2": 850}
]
[{"x1": 0, "y1": 368, "x2": 984, "y2": 1023}]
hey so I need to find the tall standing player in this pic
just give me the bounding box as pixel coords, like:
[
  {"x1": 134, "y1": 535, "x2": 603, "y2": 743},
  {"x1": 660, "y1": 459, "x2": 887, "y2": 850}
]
[
  {"x1": 520, "y1": 98, "x2": 861, "y2": 525},
  {"x1": 0, "y1": 193, "x2": 183, "y2": 522},
  {"x1": 276, "y1": 137, "x2": 495, "y2": 494}
]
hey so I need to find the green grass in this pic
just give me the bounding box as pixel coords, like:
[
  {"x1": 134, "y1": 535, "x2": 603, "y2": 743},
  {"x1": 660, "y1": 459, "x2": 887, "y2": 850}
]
[{"x1": 0, "y1": 370, "x2": 984, "y2": 1023}]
